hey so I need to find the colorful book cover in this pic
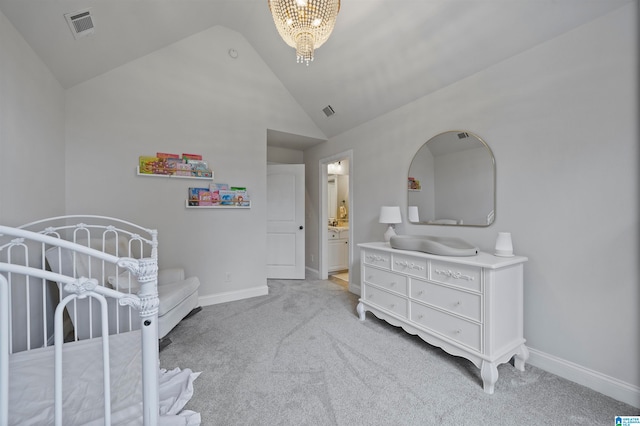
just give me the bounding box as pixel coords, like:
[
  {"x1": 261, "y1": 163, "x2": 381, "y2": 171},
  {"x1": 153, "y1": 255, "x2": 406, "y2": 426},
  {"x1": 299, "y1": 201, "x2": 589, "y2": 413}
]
[
  {"x1": 219, "y1": 190, "x2": 235, "y2": 205},
  {"x1": 139, "y1": 156, "x2": 159, "y2": 174},
  {"x1": 152, "y1": 159, "x2": 173, "y2": 175},
  {"x1": 156, "y1": 152, "x2": 180, "y2": 159},
  {"x1": 198, "y1": 190, "x2": 213, "y2": 206},
  {"x1": 188, "y1": 160, "x2": 212, "y2": 177},
  {"x1": 188, "y1": 187, "x2": 210, "y2": 206},
  {"x1": 209, "y1": 183, "x2": 229, "y2": 192},
  {"x1": 191, "y1": 169, "x2": 213, "y2": 178},
  {"x1": 210, "y1": 191, "x2": 221, "y2": 205},
  {"x1": 208, "y1": 183, "x2": 228, "y2": 206},
  {"x1": 176, "y1": 162, "x2": 191, "y2": 176},
  {"x1": 236, "y1": 192, "x2": 250, "y2": 206},
  {"x1": 182, "y1": 153, "x2": 203, "y2": 161}
]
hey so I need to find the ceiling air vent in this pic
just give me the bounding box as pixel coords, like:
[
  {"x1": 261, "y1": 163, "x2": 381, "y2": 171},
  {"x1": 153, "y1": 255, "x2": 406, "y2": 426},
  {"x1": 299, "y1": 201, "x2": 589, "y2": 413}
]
[
  {"x1": 322, "y1": 105, "x2": 335, "y2": 117},
  {"x1": 64, "y1": 9, "x2": 95, "y2": 40}
]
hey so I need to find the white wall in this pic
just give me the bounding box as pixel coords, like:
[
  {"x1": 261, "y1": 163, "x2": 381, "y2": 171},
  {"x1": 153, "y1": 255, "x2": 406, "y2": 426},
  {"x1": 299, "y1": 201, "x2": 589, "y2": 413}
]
[
  {"x1": 267, "y1": 146, "x2": 304, "y2": 164},
  {"x1": 304, "y1": 4, "x2": 638, "y2": 406},
  {"x1": 0, "y1": 8, "x2": 66, "y2": 352},
  {"x1": 65, "y1": 26, "x2": 324, "y2": 304},
  {"x1": 0, "y1": 9, "x2": 65, "y2": 224}
]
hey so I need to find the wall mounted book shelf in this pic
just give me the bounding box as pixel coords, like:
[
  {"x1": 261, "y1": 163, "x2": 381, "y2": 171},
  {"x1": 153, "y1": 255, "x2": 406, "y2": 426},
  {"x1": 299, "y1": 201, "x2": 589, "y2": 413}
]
[
  {"x1": 136, "y1": 167, "x2": 214, "y2": 180},
  {"x1": 184, "y1": 200, "x2": 251, "y2": 209}
]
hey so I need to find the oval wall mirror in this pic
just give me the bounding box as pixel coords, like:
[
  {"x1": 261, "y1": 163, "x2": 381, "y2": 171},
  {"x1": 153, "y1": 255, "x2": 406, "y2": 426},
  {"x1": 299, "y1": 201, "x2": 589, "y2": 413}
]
[{"x1": 407, "y1": 131, "x2": 495, "y2": 226}]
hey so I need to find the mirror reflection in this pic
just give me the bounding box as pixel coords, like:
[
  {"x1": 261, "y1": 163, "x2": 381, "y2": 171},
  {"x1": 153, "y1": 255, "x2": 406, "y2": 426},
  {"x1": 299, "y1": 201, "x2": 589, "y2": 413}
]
[
  {"x1": 407, "y1": 131, "x2": 495, "y2": 226},
  {"x1": 327, "y1": 160, "x2": 349, "y2": 227}
]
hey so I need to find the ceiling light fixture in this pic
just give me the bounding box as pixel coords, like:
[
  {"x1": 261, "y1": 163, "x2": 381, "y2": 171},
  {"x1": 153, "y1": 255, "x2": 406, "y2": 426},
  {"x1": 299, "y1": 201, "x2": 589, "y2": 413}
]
[{"x1": 268, "y1": 0, "x2": 340, "y2": 65}]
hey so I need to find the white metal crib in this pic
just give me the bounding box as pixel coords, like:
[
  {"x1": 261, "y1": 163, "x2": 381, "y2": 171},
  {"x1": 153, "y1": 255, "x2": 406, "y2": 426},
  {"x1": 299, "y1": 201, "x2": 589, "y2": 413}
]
[{"x1": 0, "y1": 218, "x2": 161, "y2": 425}]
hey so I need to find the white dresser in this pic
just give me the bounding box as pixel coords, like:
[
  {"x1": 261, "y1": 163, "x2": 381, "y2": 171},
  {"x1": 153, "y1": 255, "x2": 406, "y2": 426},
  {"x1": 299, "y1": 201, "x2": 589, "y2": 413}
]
[{"x1": 357, "y1": 242, "x2": 528, "y2": 394}]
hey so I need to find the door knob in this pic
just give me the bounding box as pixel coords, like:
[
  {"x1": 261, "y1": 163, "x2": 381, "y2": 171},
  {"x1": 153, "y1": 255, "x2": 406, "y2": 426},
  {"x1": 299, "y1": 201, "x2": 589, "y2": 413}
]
[{"x1": 299, "y1": 225, "x2": 304, "y2": 230}]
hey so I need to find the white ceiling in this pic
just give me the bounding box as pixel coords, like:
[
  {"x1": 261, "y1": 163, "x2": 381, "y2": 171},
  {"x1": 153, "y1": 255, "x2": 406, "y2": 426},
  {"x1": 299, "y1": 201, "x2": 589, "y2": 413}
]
[{"x1": 1, "y1": 0, "x2": 632, "y2": 146}]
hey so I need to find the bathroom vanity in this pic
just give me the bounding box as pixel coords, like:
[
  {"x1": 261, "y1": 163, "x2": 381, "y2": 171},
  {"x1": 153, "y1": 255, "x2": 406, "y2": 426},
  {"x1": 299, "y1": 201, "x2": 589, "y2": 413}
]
[
  {"x1": 328, "y1": 227, "x2": 349, "y2": 272},
  {"x1": 357, "y1": 242, "x2": 528, "y2": 394}
]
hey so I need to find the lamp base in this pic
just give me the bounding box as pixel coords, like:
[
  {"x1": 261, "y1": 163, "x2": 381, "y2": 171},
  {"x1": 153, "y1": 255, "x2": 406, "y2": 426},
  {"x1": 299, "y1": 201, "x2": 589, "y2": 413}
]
[{"x1": 383, "y1": 225, "x2": 396, "y2": 243}]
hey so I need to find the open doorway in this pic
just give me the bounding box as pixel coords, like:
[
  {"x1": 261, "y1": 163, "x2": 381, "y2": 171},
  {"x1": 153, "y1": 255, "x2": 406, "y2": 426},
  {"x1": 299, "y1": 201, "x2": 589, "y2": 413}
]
[{"x1": 320, "y1": 150, "x2": 354, "y2": 292}]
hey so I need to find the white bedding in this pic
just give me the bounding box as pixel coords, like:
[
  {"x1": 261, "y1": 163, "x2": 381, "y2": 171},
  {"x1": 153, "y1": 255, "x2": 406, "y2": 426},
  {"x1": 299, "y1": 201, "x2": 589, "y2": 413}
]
[{"x1": 8, "y1": 330, "x2": 200, "y2": 425}]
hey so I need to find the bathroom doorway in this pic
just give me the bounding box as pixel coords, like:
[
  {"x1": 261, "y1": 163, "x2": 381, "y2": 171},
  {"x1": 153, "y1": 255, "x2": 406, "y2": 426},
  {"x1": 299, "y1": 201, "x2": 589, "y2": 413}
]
[{"x1": 320, "y1": 150, "x2": 353, "y2": 292}]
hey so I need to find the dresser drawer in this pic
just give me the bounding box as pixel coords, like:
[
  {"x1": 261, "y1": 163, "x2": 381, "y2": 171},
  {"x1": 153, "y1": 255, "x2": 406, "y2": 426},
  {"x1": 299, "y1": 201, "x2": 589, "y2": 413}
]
[
  {"x1": 362, "y1": 249, "x2": 391, "y2": 270},
  {"x1": 430, "y1": 261, "x2": 481, "y2": 292},
  {"x1": 411, "y1": 279, "x2": 482, "y2": 322},
  {"x1": 363, "y1": 285, "x2": 408, "y2": 318},
  {"x1": 363, "y1": 266, "x2": 407, "y2": 295},
  {"x1": 392, "y1": 253, "x2": 428, "y2": 278},
  {"x1": 410, "y1": 302, "x2": 482, "y2": 351}
]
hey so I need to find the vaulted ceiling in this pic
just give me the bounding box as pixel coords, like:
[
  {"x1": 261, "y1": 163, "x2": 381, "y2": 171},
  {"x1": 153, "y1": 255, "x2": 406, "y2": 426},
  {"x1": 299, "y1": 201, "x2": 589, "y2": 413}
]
[{"x1": 1, "y1": 0, "x2": 632, "y2": 145}]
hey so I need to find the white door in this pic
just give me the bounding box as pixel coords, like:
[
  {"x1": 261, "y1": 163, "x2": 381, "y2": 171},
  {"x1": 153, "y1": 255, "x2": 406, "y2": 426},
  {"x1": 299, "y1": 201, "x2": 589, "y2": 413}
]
[{"x1": 267, "y1": 164, "x2": 305, "y2": 279}]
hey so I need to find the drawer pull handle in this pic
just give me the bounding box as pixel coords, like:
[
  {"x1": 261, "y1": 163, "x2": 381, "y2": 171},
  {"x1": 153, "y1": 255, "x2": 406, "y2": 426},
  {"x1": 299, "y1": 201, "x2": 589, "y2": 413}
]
[
  {"x1": 394, "y1": 260, "x2": 425, "y2": 271},
  {"x1": 390, "y1": 281, "x2": 396, "y2": 287},
  {"x1": 417, "y1": 314, "x2": 424, "y2": 320},
  {"x1": 366, "y1": 254, "x2": 387, "y2": 263},
  {"x1": 434, "y1": 268, "x2": 474, "y2": 281},
  {"x1": 389, "y1": 303, "x2": 395, "y2": 308},
  {"x1": 417, "y1": 290, "x2": 424, "y2": 296},
  {"x1": 455, "y1": 301, "x2": 462, "y2": 307},
  {"x1": 454, "y1": 329, "x2": 462, "y2": 335}
]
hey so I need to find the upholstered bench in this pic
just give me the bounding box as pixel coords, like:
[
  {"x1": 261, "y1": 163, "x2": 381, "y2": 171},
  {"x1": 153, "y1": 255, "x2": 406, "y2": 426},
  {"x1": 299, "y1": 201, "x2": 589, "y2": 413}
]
[{"x1": 45, "y1": 243, "x2": 200, "y2": 343}]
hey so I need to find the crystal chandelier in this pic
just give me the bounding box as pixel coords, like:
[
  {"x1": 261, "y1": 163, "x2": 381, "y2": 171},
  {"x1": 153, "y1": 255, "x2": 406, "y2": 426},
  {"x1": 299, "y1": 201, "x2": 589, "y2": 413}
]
[{"x1": 268, "y1": 0, "x2": 340, "y2": 65}]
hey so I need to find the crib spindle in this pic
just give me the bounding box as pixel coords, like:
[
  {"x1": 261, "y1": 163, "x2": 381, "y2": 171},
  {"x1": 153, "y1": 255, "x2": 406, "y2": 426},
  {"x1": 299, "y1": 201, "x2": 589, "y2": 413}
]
[{"x1": 0, "y1": 275, "x2": 9, "y2": 426}]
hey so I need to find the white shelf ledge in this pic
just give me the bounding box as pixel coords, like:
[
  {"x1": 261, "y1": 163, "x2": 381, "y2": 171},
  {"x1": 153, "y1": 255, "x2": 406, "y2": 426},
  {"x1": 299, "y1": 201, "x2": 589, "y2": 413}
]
[{"x1": 185, "y1": 200, "x2": 251, "y2": 209}]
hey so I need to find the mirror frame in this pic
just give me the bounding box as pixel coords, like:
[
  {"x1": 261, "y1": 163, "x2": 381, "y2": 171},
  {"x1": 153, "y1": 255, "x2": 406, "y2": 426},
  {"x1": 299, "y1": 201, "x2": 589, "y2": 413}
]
[{"x1": 407, "y1": 130, "x2": 496, "y2": 227}]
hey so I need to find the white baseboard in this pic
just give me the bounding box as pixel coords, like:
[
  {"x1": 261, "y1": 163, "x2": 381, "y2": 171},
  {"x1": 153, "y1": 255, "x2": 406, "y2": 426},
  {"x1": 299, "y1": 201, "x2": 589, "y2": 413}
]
[
  {"x1": 349, "y1": 283, "x2": 361, "y2": 296},
  {"x1": 198, "y1": 285, "x2": 268, "y2": 307},
  {"x1": 305, "y1": 266, "x2": 319, "y2": 280},
  {"x1": 528, "y1": 347, "x2": 640, "y2": 408}
]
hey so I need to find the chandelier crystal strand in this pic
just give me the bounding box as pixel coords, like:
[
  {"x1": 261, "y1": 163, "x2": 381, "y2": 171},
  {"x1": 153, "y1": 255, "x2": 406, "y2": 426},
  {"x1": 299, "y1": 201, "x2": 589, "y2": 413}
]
[{"x1": 268, "y1": 0, "x2": 340, "y2": 65}]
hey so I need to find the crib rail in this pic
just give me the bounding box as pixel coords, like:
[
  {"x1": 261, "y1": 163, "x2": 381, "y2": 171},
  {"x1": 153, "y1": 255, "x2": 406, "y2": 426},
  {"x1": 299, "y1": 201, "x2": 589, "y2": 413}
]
[
  {"x1": 0, "y1": 224, "x2": 160, "y2": 426},
  {"x1": 0, "y1": 263, "x2": 134, "y2": 425},
  {"x1": 17, "y1": 214, "x2": 158, "y2": 258},
  {"x1": 0, "y1": 216, "x2": 159, "y2": 351}
]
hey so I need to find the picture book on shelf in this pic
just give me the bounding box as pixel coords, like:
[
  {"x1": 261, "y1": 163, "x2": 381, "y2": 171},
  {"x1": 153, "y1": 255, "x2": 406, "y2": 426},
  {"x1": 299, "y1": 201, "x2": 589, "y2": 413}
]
[
  {"x1": 188, "y1": 187, "x2": 213, "y2": 206},
  {"x1": 236, "y1": 192, "x2": 250, "y2": 206},
  {"x1": 209, "y1": 183, "x2": 229, "y2": 192},
  {"x1": 157, "y1": 152, "x2": 180, "y2": 159},
  {"x1": 208, "y1": 183, "x2": 228, "y2": 205},
  {"x1": 182, "y1": 153, "x2": 203, "y2": 161},
  {"x1": 139, "y1": 152, "x2": 212, "y2": 177},
  {"x1": 219, "y1": 190, "x2": 235, "y2": 205}
]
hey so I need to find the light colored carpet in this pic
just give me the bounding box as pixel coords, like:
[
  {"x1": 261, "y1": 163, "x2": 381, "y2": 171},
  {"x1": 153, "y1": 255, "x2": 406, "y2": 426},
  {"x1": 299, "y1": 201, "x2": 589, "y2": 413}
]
[{"x1": 160, "y1": 276, "x2": 637, "y2": 425}]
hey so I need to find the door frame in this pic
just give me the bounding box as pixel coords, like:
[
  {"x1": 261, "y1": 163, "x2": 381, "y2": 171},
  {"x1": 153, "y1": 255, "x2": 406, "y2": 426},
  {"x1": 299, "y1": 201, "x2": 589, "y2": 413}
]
[{"x1": 319, "y1": 150, "x2": 354, "y2": 291}]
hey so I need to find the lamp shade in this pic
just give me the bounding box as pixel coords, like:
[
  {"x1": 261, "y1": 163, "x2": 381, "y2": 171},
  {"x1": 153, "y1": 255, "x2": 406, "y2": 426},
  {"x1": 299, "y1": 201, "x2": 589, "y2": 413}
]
[
  {"x1": 379, "y1": 206, "x2": 402, "y2": 224},
  {"x1": 408, "y1": 206, "x2": 420, "y2": 222}
]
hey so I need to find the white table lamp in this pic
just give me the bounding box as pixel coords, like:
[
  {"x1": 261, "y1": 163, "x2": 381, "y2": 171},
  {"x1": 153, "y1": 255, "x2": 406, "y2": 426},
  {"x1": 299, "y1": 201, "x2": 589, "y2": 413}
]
[
  {"x1": 379, "y1": 206, "x2": 402, "y2": 242},
  {"x1": 408, "y1": 206, "x2": 420, "y2": 223}
]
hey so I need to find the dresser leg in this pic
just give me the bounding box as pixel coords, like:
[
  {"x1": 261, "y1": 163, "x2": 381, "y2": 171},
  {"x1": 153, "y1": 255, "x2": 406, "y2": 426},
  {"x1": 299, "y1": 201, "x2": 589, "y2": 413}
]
[
  {"x1": 481, "y1": 361, "x2": 498, "y2": 394},
  {"x1": 514, "y1": 344, "x2": 529, "y2": 371},
  {"x1": 356, "y1": 302, "x2": 366, "y2": 321}
]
